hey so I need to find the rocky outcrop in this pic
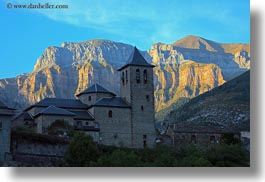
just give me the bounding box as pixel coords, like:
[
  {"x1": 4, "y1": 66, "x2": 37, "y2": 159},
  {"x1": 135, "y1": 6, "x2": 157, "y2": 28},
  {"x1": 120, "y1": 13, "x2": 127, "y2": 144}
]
[{"x1": 0, "y1": 36, "x2": 250, "y2": 115}]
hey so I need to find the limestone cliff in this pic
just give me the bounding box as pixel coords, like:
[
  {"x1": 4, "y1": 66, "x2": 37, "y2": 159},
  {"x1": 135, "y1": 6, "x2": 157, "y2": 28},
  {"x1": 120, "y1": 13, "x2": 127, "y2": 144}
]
[{"x1": 0, "y1": 36, "x2": 250, "y2": 117}]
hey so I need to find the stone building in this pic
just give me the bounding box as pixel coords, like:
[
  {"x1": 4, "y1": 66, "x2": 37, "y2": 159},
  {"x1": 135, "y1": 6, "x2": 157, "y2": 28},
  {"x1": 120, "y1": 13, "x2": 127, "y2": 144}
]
[
  {"x1": 0, "y1": 101, "x2": 15, "y2": 163},
  {"x1": 166, "y1": 124, "x2": 240, "y2": 147},
  {"x1": 12, "y1": 47, "x2": 157, "y2": 148}
]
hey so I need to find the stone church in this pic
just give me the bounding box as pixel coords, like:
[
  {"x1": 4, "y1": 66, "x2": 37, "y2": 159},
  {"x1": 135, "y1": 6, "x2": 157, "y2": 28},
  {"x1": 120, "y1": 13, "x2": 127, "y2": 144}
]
[{"x1": 12, "y1": 47, "x2": 157, "y2": 148}]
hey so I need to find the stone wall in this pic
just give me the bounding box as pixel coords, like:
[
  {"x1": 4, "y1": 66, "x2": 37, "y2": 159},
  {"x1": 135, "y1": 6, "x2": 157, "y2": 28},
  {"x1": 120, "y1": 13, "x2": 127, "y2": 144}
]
[
  {"x1": 0, "y1": 115, "x2": 11, "y2": 162},
  {"x1": 78, "y1": 92, "x2": 114, "y2": 106},
  {"x1": 93, "y1": 106, "x2": 132, "y2": 147},
  {"x1": 35, "y1": 115, "x2": 74, "y2": 133},
  {"x1": 8, "y1": 131, "x2": 69, "y2": 166},
  {"x1": 173, "y1": 132, "x2": 222, "y2": 146},
  {"x1": 126, "y1": 66, "x2": 157, "y2": 148},
  {"x1": 171, "y1": 132, "x2": 241, "y2": 147}
]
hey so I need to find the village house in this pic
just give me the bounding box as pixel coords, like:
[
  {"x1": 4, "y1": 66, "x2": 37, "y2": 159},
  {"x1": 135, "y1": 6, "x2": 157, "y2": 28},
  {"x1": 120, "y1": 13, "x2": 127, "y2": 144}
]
[
  {"x1": 12, "y1": 47, "x2": 158, "y2": 149},
  {"x1": 166, "y1": 123, "x2": 241, "y2": 147},
  {"x1": 0, "y1": 101, "x2": 15, "y2": 163}
]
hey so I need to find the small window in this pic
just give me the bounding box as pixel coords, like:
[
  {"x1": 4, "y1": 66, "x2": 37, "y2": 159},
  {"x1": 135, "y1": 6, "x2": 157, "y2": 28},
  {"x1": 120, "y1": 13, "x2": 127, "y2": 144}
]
[
  {"x1": 143, "y1": 135, "x2": 147, "y2": 148},
  {"x1": 77, "y1": 121, "x2": 82, "y2": 126},
  {"x1": 85, "y1": 122, "x2": 89, "y2": 126},
  {"x1": 122, "y1": 72, "x2": 125, "y2": 85},
  {"x1": 136, "y1": 69, "x2": 140, "y2": 83},
  {"x1": 146, "y1": 95, "x2": 149, "y2": 101},
  {"x1": 88, "y1": 96, "x2": 91, "y2": 101},
  {"x1": 108, "y1": 110, "x2": 112, "y2": 118},
  {"x1": 0, "y1": 121, "x2": 2, "y2": 129},
  {"x1": 143, "y1": 140, "x2": 147, "y2": 148},
  {"x1": 191, "y1": 135, "x2": 196, "y2": 144},
  {"x1": 125, "y1": 70, "x2": 128, "y2": 83},
  {"x1": 210, "y1": 136, "x2": 216, "y2": 144},
  {"x1": 143, "y1": 70, "x2": 147, "y2": 84},
  {"x1": 141, "y1": 105, "x2": 144, "y2": 111}
]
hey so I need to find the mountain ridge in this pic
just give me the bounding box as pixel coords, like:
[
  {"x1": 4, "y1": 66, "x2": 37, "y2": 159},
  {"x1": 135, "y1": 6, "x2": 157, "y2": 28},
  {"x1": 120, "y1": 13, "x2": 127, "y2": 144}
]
[
  {"x1": 0, "y1": 35, "x2": 250, "y2": 115},
  {"x1": 166, "y1": 70, "x2": 250, "y2": 131}
]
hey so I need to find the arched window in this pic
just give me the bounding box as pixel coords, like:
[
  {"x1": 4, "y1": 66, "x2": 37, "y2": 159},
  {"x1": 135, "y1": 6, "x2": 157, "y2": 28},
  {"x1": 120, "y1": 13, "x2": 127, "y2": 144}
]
[
  {"x1": 136, "y1": 69, "x2": 140, "y2": 83},
  {"x1": 146, "y1": 95, "x2": 149, "y2": 102},
  {"x1": 88, "y1": 96, "x2": 91, "y2": 101},
  {"x1": 143, "y1": 70, "x2": 147, "y2": 84},
  {"x1": 125, "y1": 70, "x2": 128, "y2": 83},
  {"x1": 121, "y1": 72, "x2": 125, "y2": 85},
  {"x1": 108, "y1": 110, "x2": 112, "y2": 118}
]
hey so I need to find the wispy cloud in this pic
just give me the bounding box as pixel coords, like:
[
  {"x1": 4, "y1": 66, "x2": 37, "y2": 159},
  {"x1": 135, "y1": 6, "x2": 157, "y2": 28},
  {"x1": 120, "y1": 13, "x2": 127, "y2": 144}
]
[{"x1": 10, "y1": 0, "x2": 250, "y2": 47}]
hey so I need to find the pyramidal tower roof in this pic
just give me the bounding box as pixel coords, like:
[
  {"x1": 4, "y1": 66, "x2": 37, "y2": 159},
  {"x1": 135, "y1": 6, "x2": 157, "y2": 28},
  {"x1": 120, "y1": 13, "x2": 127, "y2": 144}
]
[
  {"x1": 76, "y1": 83, "x2": 116, "y2": 97},
  {"x1": 118, "y1": 47, "x2": 155, "y2": 71}
]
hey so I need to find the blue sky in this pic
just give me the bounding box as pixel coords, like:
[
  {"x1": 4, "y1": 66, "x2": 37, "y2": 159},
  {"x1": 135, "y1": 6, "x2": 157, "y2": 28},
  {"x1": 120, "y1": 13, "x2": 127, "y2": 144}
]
[{"x1": 0, "y1": 0, "x2": 250, "y2": 79}]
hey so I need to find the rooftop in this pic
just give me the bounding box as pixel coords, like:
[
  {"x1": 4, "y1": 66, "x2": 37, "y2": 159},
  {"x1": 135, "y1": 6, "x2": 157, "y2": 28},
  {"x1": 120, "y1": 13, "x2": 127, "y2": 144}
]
[
  {"x1": 118, "y1": 47, "x2": 155, "y2": 71},
  {"x1": 12, "y1": 112, "x2": 34, "y2": 121},
  {"x1": 0, "y1": 100, "x2": 16, "y2": 115},
  {"x1": 25, "y1": 98, "x2": 89, "y2": 111},
  {"x1": 70, "y1": 110, "x2": 94, "y2": 120},
  {"x1": 91, "y1": 97, "x2": 131, "y2": 108},
  {"x1": 76, "y1": 83, "x2": 116, "y2": 97},
  {"x1": 0, "y1": 101, "x2": 7, "y2": 109},
  {"x1": 172, "y1": 124, "x2": 240, "y2": 134},
  {"x1": 34, "y1": 105, "x2": 76, "y2": 118}
]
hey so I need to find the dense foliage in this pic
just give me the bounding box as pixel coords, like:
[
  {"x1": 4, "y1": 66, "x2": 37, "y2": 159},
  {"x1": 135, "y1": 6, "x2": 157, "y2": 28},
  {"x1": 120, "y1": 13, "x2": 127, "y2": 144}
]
[{"x1": 63, "y1": 133, "x2": 249, "y2": 167}]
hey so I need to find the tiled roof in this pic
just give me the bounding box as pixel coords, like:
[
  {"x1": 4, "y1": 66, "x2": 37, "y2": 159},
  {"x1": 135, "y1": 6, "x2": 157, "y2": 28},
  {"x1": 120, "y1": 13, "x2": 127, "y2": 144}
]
[
  {"x1": 34, "y1": 105, "x2": 76, "y2": 118},
  {"x1": 25, "y1": 98, "x2": 89, "y2": 111},
  {"x1": 76, "y1": 83, "x2": 116, "y2": 97},
  {"x1": 70, "y1": 110, "x2": 94, "y2": 120},
  {"x1": 91, "y1": 97, "x2": 131, "y2": 108},
  {"x1": 118, "y1": 47, "x2": 155, "y2": 71}
]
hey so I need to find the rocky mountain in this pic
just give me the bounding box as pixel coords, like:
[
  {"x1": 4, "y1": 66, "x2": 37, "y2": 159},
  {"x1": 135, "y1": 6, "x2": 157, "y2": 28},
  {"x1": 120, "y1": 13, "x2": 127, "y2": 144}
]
[
  {"x1": 165, "y1": 70, "x2": 250, "y2": 131},
  {"x1": 0, "y1": 36, "x2": 250, "y2": 116}
]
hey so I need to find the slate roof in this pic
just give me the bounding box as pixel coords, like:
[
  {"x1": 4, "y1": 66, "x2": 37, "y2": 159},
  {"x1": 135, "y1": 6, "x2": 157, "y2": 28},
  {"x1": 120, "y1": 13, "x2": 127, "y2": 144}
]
[
  {"x1": 34, "y1": 105, "x2": 76, "y2": 118},
  {"x1": 0, "y1": 101, "x2": 7, "y2": 109},
  {"x1": 118, "y1": 47, "x2": 155, "y2": 71},
  {"x1": 25, "y1": 98, "x2": 89, "y2": 111},
  {"x1": 90, "y1": 97, "x2": 131, "y2": 108},
  {"x1": 172, "y1": 125, "x2": 240, "y2": 134},
  {"x1": 70, "y1": 110, "x2": 94, "y2": 120},
  {"x1": 12, "y1": 112, "x2": 34, "y2": 121},
  {"x1": 76, "y1": 83, "x2": 116, "y2": 97},
  {"x1": 0, "y1": 100, "x2": 16, "y2": 115}
]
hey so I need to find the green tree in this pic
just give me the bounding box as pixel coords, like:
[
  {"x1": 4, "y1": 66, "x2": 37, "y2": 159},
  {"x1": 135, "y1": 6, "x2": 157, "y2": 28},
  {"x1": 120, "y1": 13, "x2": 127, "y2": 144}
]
[
  {"x1": 207, "y1": 144, "x2": 249, "y2": 167},
  {"x1": 47, "y1": 120, "x2": 73, "y2": 136},
  {"x1": 97, "y1": 149, "x2": 142, "y2": 167},
  {"x1": 64, "y1": 133, "x2": 100, "y2": 167}
]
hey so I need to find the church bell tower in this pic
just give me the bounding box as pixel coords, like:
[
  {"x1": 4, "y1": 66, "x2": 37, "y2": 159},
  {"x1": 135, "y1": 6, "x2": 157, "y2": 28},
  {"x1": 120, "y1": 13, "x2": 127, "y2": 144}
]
[{"x1": 118, "y1": 47, "x2": 157, "y2": 148}]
